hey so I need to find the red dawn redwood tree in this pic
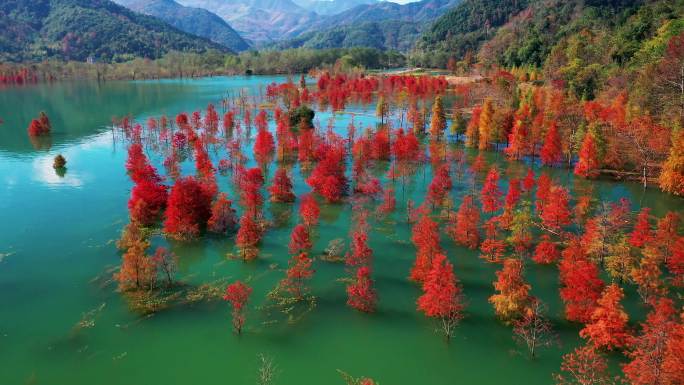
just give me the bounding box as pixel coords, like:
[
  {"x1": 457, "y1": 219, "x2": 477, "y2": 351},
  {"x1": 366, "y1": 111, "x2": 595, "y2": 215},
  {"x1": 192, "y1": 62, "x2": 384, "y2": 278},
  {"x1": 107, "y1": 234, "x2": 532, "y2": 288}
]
[
  {"x1": 533, "y1": 235, "x2": 560, "y2": 264},
  {"x1": 623, "y1": 298, "x2": 678, "y2": 385},
  {"x1": 489, "y1": 258, "x2": 532, "y2": 322},
  {"x1": 164, "y1": 176, "x2": 213, "y2": 241},
  {"x1": 269, "y1": 167, "x2": 296, "y2": 203},
  {"x1": 554, "y1": 345, "x2": 613, "y2": 385},
  {"x1": 289, "y1": 224, "x2": 312, "y2": 255},
  {"x1": 575, "y1": 133, "x2": 600, "y2": 179},
  {"x1": 481, "y1": 167, "x2": 503, "y2": 214},
  {"x1": 236, "y1": 214, "x2": 262, "y2": 261},
  {"x1": 417, "y1": 253, "x2": 464, "y2": 340},
  {"x1": 629, "y1": 208, "x2": 654, "y2": 248},
  {"x1": 377, "y1": 187, "x2": 396, "y2": 215},
  {"x1": 449, "y1": 195, "x2": 480, "y2": 249},
  {"x1": 579, "y1": 284, "x2": 631, "y2": 350},
  {"x1": 207, "y1": 193, "x2": 237, "y2": 234},
  {"x1": 663, "y1": 312, "x2": 684, "y2": 385},
  {"x1": 346, "y1": 228, "x2": 373, "y2": 267},
  {"x1": 281, "y1": 252, "x2": 314, "y2": 300},
  {"x1": 522, "y1": 168, "x2": 536, "y2": 192},
  {"x1": 410, "y1": 213, "x2": 442, "y2": 283},
  {"x1": 299, "y1": 193, "x2": 320, "y2": 229},
  {"x1": 540, "y1": 186, "x2": 572, "y2": 232},
  {"x1": 346, "y1": 266, "x2": 377, "y2": 313},
  {"x1": 194, "y1": 141, "x2": 218, "y2": 198},
  {"x1": 27, "y1": 111, "x2": 51, "y2": 136},
  {"x1": 223, "y1": 280, "x2": 252, "y2": 334},
  {"x1": 541, "y1": 121, "x2": 563, "y2": 166},
  {"x1": 559, "y1": 238, "x2": 605, "y2": 323}
]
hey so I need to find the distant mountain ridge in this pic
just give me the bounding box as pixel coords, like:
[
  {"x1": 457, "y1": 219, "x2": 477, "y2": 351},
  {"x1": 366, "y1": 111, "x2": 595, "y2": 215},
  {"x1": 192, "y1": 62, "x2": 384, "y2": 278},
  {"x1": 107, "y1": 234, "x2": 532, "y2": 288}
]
[
  {"x1": 291, "y1": 0, "x2": 378, "y2": 15},
  {"x1": 114, "y1": 0, "x2": 250, "y2": 51},
  {"x1": 272, "y1": 0, "x2": 460, "y2": 51},
  {"x1": 0, "y1": 0, "x2": 228, "y2": 62},
  {"x1": 176, "y1": 0, "x2": 319, "y2": 42}
]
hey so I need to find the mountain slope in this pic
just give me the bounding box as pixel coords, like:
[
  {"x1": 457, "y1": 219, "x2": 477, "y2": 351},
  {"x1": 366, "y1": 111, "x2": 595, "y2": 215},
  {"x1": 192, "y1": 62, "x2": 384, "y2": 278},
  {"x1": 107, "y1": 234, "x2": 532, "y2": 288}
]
[
  {"x1": 0, "y1": 0, "x2": 229, "y2": 62},
  {"x1": 274, "y1": 20, "x2": 423, "y2": 51},
  {"x1": 115, "y1": 0, "x2": 250, "y2": 51},
  {"x1": 415, "y1": 0, "x2": 531, "y2": 62},
  {"x1": 176, "y1": 0, "x2": 318, "y2": 42}
]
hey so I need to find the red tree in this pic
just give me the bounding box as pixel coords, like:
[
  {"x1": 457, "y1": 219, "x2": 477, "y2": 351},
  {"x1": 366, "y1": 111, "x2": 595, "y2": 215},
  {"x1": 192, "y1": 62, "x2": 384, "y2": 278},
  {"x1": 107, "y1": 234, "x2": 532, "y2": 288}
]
[
  {"x1": 236, "y1": 214, "x2": 262, "y2": 260},
  {"x1": 164, "y1": 176, "x2": 213, "y2": 240},
  {"x1": 522, "y1": 168, "x2": 536, "y2": 192},
  {"x1": 346, "y1": 228, "x2": 373, "y2": 267},
  {"x1": 281, "y1": 252, "x2": 315, "y2": 300},
  {"x1": 579, "y1": 284, "x2": 631, "y2": 350},
  {"x1": 533, "y1": 235, "x2": 560, "y2": 264},
  {"x1": 623, "y1": 298, "x2": 678, "y2": 385},
  {"x1": 346, "y1": 266, "x2": 377, "y2": 313},
  {"x1": 269, "y1": 167, "x2": 296, "y2": 203},
  {"x1": 559, "y1": 238, "x2": 605, "y2": 323},
  {"x1": 410, "y1": 213, "x2": 442, "y2": 283},
  {"x1": 481, "y1": 167, "x2": 503, "y2": 213},
  {"x1": 449, "y1": 195, "x2": 480, "y2": 249},
  {"x1": 289, "y1": 224, "x2": 312, "y2": 254},
  {"x1": 540, "y1": 186, "x2": 572, "y2": 231},
  {"x1": 629, "y1": 208, "x2": 653, "y2": 248},
  {"x1": 207, "y1": 193, "x2": 237, "y2": 234},
  {"x1": 300, "y1": 193, "x2": 320, "y2": 229},
  {"x1": 377, "y1": 187, "x2": 396, "y2": 215},
  {"x1": 554, "y1": 345, "x2": 613, "y2": 385},
  {"x1": 254, "y1": 127, "x2": 275, "y2": 163},
  {"x1": 27, "y1": 112, "x2": 51, "y2": 136},
  {"x1": 223, "y1": 281, "x2": 252, "y2": 334},
  {"x1": 417, "y1": 253, "x2": 464, "y2": 340},
  {"x1": 541, "y1": 121, "x2": 562, "y2": 166},
  {"x1": 575, "y1": 133, "x2": 600, "y2": 179},
  {"x1": 489, "y1": 258, "x2": 532, "y2": 322},
  {"x1": 427, "y1": 163, "x2": 452, "y2": 207}
]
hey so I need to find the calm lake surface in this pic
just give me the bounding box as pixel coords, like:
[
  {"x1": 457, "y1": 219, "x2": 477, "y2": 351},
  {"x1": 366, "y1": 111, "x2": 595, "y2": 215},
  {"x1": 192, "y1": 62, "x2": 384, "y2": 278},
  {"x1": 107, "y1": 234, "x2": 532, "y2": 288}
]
[{"x1": 0, "y1": 76, "x2": 682, "y2": 385}]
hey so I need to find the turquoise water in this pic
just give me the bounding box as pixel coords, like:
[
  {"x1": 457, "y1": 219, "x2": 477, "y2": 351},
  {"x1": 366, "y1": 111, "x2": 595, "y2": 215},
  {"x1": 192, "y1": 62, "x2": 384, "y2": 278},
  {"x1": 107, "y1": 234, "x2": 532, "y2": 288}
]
[{"x1": 0, "y1": 76, "x2": 681, "y2": 385}]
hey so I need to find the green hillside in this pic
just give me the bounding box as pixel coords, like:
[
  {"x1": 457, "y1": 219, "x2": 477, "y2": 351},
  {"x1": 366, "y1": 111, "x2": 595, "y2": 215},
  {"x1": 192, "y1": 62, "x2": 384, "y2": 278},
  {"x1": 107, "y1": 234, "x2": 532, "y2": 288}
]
[{"x1": 0, "y1": 0, "x2": 229, "y2": 62}]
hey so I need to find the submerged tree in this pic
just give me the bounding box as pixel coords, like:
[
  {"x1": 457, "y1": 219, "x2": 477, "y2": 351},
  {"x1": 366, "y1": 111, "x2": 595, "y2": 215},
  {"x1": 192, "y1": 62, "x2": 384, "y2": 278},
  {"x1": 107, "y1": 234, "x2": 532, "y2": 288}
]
[
  {"x1": 554, "y1": 345, "x2": 614, "y2": 385},
  {"x1": 579, "y1": 284, "x2": 631, "y2": 350},
  {"x1": 346, "y1": 266, "x2": 377, "y2": 313},
  {"x1": 513, "y1": 299, "x2": 556, "y2": 358},
  {"x1": 417, "y1": 253, "x2": 464, "y2": 341},
  {"x1": 224, "y1": 280, "x2": 252, "y2": 334},
  {"x1": 489, "y1": 258, "x2": 532, "y2": 323}
]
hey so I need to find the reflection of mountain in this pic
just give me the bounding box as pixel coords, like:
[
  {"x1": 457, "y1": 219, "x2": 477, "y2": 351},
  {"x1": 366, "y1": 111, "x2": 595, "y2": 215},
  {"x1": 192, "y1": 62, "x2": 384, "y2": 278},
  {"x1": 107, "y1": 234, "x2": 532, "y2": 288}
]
[
  {"x1": 113, "y1": 0, "x2": 250, "y2": 51},
  {"x1": 176, "y1": 0, "x2": 319, "y2": 42},
  {"x1": 0, "y1": 81, "x2": 191, "y2": 154}
]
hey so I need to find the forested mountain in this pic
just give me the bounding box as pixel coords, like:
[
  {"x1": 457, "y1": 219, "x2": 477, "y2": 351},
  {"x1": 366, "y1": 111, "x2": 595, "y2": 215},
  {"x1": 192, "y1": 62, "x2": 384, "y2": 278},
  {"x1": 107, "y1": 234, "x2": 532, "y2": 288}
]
[
  {"x1": 175, "y1": 0, "x2": 319, "y2": 42},
  {"x1": 0, "y1": 0, "x2": 228, "y2": 62},
  {"x1": 273, "y1": 0, "x2": 459, "y2": 51},
  {"x1": 273, "y1": 20, "x2": 423, "y2": 51},
  {"x1": 414, "y1": 0, "x2": 684, "y2": 77},
  {"x1": 114, "y1": 0, "x2": 250, "y2": 51}
]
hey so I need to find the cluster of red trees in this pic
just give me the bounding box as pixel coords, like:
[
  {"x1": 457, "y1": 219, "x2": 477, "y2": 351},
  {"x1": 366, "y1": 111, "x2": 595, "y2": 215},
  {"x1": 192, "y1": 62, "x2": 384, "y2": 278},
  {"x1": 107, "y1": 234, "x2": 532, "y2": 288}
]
[
  {"x1": 110, "y1": 72, "x2": 684, "y2": 383},
  {"x1": 0, "y1": 67, "x2": 40, "y2": 86},
  {"x1": 27, "y1": 111, "x2": 51, "y2": 136}
]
